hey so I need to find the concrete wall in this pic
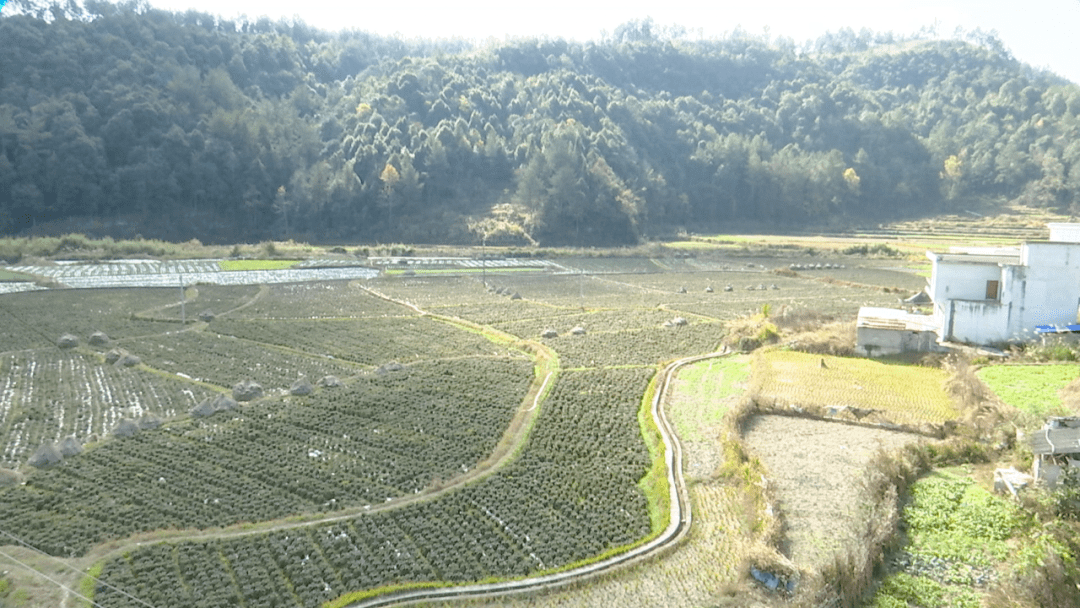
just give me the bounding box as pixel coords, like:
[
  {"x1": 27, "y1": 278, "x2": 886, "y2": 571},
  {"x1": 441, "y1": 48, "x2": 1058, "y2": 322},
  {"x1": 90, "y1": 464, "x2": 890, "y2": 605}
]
[
  {"x1": 856, "y1": 327, "x2": 946, "y2": 357},
  {"x1": 929, "y1": 260, "x2": 1002, "y2": 301},
  {"x1": 945, "y1": 299, "x2": 1011, "y2": 344},
  {"x1": 1049, "y1": 223, "x2": 1080, "y2": 243}
]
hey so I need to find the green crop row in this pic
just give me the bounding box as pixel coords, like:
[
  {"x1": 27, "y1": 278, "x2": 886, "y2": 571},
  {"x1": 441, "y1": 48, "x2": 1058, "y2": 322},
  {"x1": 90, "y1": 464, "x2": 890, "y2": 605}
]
[
  {"x1": 976, "y1": 364, "x2": 1080, "y2": 417},
  {"x1": 128, "y1": 330, "x2": 359, "y2": 389},
  {"x1": 544, "y1": 324, "x2": 725, "y2": 369},
  {"x1": 208, "y1": 316, "x2": 511, "y2": 366}
]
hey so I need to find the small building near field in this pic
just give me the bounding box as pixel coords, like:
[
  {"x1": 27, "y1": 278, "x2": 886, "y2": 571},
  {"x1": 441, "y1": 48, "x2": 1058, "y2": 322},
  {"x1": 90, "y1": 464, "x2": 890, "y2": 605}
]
[
  {"x1": 855, "y1": 222, "x2": 1080, "y2": 355},
  {"x1": 1029, "y1": 417, "x2": 1080, "y2": 488},
  {"x1": 926, "y1": 236, "x2": 1080, "y2": 345},
  {"x1": 855, "y1": 307, "x2": 944, "y2": 357}
]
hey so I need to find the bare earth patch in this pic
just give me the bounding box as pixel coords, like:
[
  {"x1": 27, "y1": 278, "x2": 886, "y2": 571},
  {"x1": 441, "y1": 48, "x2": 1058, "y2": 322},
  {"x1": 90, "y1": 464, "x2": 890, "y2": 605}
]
[{"x1": 743, "y1": 415, "x2": 919, "y2": 569}]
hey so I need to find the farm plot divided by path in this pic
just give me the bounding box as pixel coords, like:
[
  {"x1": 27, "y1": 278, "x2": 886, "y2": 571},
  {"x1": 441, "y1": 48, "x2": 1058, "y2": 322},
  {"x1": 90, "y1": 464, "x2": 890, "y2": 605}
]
[
  {"x1": 88, "y1": 368, "x2": 657, "y2": 608},
  {"x1": 0, "y1": 357, "x2": 533, "y2": 557},
  {"x1": 446, "y1": 356, "x2": 762, "y2": 608}
]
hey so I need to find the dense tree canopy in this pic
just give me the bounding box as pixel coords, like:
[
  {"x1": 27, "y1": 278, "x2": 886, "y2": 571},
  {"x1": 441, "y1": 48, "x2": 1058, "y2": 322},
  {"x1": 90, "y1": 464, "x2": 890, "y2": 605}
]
[{"x1": 1, "y1": 4, "x2": 1078, "y2": 245}]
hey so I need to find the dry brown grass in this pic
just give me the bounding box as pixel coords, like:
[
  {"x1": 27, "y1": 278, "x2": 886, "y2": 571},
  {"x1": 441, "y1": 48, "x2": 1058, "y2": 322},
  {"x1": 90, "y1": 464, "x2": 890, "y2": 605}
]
[{"x1": 1060, "y1": 376, "x2": 1080, "y2": 411}]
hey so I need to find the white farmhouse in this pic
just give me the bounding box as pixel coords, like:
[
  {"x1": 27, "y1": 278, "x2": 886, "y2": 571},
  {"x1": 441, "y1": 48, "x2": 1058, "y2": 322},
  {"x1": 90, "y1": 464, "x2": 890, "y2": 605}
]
[
  {"x1": 927, "y1": 225, "x2": 1080, "y2": 345},
  {"x1": 856, "y1": 223, "x2": 1080, "y2": 355}
]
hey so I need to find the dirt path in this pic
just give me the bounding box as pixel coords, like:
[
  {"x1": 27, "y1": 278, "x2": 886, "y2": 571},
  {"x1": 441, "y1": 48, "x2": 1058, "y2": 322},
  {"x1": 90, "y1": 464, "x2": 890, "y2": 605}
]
[{"x1": 742, "y1": 415, "x2": 919, "y2": 569}]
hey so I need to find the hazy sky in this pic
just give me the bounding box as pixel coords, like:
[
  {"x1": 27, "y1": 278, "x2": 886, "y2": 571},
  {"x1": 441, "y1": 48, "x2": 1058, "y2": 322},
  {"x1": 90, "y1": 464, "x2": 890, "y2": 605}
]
[{"x1": 141, "y1": 0, "x2": 1080, "y2": 84}]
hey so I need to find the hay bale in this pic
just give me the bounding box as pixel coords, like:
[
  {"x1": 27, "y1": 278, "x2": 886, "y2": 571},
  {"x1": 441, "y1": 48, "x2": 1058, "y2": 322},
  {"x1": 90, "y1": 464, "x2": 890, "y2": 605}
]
[
  {"x1": 570, "y1": 326, "x2": 587, "y2": 335},
  {"x1": 541, "y1": 329, "x2": 559, "y2": 339},
  {"x1": 191, "y1": 394, "x2": 238, "y2": 418},
  {"x1": 28, "y1": 443, "x2": 63, "y2": 468},
  {"x1": 57, "y1": 334, "x2": 79, "y2": 349},
  {"x1": 290, "y1": 378, "x2": 314, "y2": 396},
  {"x1": 677, "y1": 286, "x2": 687, "y2": 294},
  {"x1": 724, "y1": 285, "x2": 734, "y2": 292},
  {"x1": 671, "y1": 317, "x2": 688, "y2": 326},
  {"x1": 191, "y1": 399, "x2": 217, "y2": 418},
  {"x1": 88, "y1": 331, "x2": 110, "y2": 346},
  {"x1": 705, "y1": 286, "x2": 714, "y2": 293},
  {"x1": 117, "y1": 353, "x2": 141, "y2": 367},
  {"x1": 198, "y1": 310, "x2": 216, "y2": 322},
  {"x1": 112, "y1": 418, "x2": 140, "y2": 438},
  {"x1": 317, "y1": 375, "x2": 342, "y2": 388},
  {"x1": 58, "y1": 435, "x2": 83, "y2": 457},
  {"x1": 104, "y1": 349, "x2": 124, "y2": 364},
  {"x1": 232, "y1": 380, "x2": 263, "y2": 401},
  {"x1": 376, "y1": 362, "x2": 405, "y2": 375},
  {"x1": 138, "y1": 414, "x2": 162, "y2": 430}
]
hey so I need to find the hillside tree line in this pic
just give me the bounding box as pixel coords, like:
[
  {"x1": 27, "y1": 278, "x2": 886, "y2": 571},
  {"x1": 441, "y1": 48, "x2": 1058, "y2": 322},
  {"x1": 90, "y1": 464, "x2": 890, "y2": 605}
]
[{"x1": 2, "y1": 2, "x2": 1080, "y2": 245}]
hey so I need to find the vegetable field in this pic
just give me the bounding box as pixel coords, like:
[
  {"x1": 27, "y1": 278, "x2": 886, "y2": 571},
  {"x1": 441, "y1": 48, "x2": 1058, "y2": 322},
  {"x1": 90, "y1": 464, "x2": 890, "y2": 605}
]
[
  {"x1": 976, "y1": 364, "x2": 1080, "y2": 417},
  {"x1": 0, "y1": 358, "x2": 532, "y2": 555},
  {"x1": 90, "y1": 368, "x2": 655, "y2": 608},
  {"x1": 0, "y1": 351, "x2": 212, "y2": 467}
]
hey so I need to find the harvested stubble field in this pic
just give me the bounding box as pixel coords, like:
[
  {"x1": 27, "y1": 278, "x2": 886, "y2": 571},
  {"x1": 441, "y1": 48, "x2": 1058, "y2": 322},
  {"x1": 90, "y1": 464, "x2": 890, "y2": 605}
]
[
  {"x1": 753, "y1": 350, "x2": 958, "y2": 426},
  {"x1": 742, "y1": 415, "x2": 919, "y2": 569}
]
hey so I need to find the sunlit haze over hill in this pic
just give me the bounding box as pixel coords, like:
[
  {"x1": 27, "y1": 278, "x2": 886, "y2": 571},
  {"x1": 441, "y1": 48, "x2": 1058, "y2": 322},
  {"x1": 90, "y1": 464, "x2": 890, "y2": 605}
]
[{"x1": 140, "y1": 0, "x2": 1080, "y2": 84}]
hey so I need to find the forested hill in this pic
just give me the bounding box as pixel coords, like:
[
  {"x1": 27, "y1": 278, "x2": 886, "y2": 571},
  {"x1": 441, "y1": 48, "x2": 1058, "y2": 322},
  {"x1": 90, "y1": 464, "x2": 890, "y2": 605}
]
[{"x1": 2, "y1": 5, "x2": 1080, "y2": 246}]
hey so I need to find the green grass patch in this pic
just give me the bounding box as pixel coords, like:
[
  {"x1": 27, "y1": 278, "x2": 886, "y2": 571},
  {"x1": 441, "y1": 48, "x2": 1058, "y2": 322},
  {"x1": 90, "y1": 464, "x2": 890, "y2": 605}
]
[
  {"x1": 217, "y1": 259, "x2": 300, "y2": 271},
  {"x1": 976, "y1": 364, "x2": 1080, "y2": 417},
  {"x1": 753, "y1": 350, "x2": 957, "y2": 424},
  {"x1": 670, "y1": 356, "x2": 749, "y2": 442},
  {"x1": 637, "y1": 367, "x2": 671, "y2": 535}
]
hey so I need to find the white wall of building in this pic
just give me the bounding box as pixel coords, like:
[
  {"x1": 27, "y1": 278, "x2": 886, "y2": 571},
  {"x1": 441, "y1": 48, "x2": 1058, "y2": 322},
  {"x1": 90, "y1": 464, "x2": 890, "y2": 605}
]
[
  {"x1": 928, "y1": 259, "x2": 1002, "y2": 301},
  {"x1": 1049, "y1": 223, "x2": 1080, "y2": 243},
  {"x1": 934, "y1": 241, "x2": 1080, "y2": 344}
]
